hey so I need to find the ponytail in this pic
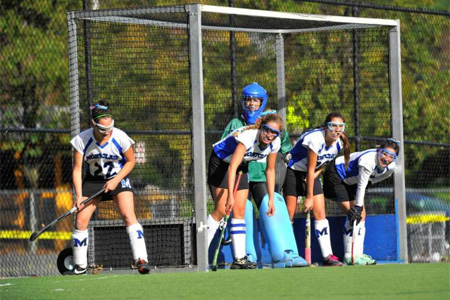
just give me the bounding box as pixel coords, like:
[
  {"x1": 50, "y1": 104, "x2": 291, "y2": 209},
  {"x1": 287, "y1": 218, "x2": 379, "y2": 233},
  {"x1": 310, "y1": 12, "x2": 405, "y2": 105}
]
[{"x1": 340, "y1": 133, "x2": 350, "y2": 168}]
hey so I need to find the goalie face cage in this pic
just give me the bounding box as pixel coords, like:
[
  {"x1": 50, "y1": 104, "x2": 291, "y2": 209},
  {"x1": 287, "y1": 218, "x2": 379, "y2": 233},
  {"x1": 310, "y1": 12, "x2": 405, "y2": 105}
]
[{"x1": 67, "y1": 4, "x2": 405, "y2": 272}]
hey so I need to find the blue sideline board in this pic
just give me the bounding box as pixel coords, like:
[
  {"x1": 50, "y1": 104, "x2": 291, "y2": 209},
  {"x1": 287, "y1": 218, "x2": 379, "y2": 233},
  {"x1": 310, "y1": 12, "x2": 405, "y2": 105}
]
[{"x1": 208, "y1": 214, "x2": 400, "y2": 266}]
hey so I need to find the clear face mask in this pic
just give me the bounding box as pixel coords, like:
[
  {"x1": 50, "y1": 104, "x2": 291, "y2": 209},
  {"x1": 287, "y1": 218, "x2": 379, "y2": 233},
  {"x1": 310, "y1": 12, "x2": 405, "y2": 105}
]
[
  {"x1": 93, "y1": 119, "x2": 114, "y2": 134},
  {"x1": 262, "y1": 124, "x2": 280, "y2": 139},
  {"x1": 378, "y1": 148, "x2": 397, "y2": 166},
  {"x1": 326, "y1": 121, "x2": 346, "y2": 133}
]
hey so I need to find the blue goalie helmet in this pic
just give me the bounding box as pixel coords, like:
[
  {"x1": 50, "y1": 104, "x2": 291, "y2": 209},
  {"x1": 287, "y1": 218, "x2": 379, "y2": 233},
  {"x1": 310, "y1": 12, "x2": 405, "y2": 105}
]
[{"x1": 241, "y1": 82, "x2": 268, "y2": 124}]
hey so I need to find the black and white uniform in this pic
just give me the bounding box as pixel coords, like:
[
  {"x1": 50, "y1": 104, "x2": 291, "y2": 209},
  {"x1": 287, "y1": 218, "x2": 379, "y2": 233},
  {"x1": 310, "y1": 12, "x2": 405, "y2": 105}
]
[
  {"x1": 323, "y1": 149, "x2": 396, "y2": 206},
  {"x1": 208, "y1": 127, "x2": 281, "y2": 190},
  {"x1": 283, "y1": 129, "x2": 343, "y2": 197},
  {"x1": 70, "y1": 127, "x2": 134, "y2": 200}
]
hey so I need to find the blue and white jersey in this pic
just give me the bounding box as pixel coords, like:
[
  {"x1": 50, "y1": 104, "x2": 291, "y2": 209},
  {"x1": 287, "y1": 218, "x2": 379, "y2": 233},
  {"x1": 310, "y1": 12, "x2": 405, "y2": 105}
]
[
  {"x1": 334, "y1": 149, "x2": 396, "y2": 206},
  {"x1": 288, "y1": 129, "x2": 343, "y2": 172},
  {"x1": 71, "y1": 127, "x2": 135, "y2": 180},
  {"x1": 213, "y1": 127, "x2": 280, "y2": 163},
  {"x1": 335, "y1": 149, "x2": 396, "y2": 185}
]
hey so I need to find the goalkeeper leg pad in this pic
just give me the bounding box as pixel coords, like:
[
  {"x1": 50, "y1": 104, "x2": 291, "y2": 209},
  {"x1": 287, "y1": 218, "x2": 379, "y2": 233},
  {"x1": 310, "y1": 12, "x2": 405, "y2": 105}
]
[
  {"x1": 244, "y1": 199, "x2": 258, "y2": 266},
  {"x1": 260, "y1": 193, "x2": 304, "y2": 266}
]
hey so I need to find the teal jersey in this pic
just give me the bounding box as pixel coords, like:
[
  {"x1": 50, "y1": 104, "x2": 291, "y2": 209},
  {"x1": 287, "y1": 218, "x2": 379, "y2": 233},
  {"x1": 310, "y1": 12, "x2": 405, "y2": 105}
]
[{"x1": 221, "y1": 116, "x2": 291, "y2": 182}]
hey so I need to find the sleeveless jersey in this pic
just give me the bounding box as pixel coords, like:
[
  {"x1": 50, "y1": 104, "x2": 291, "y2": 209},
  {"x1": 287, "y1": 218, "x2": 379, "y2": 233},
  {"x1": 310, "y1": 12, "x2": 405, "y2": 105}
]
[
  {"x1": 71, "y1": 127, "x2": 135, "y2": 180},
  {"x1": 288, "y1": 129, "x2": 343, "y2": 172},
  {"x1": 213, "y1": 127, "x2": 281, "y2": 163},
  {"x1": 334, "y1": 149, "x2": 396, "y2": 185}
]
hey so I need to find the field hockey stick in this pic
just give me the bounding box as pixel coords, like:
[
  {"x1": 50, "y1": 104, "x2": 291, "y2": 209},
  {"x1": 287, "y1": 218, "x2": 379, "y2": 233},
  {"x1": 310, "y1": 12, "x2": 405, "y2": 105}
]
[
  {"x1": 30, "y1": 188, "x2": 105, "y2": 242},
  {"x1": 305, "y1": 209, "x2": 312, "y2": 265},
  {"x1": 351, "y1": 219, "x2": 357, "y2": 265},
  {"x1": 211, "y1": 171, "x2": 243, "y2": 271}
]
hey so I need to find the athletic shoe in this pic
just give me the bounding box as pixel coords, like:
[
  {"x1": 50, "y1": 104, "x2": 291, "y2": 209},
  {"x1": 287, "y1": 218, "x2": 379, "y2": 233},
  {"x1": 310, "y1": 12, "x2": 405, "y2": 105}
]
[
  {"x1": 285, "y1": 250, "x2": 308, "y2": 267},
  {"x1": 63, "y1": 265, "x2": 87, "y2": 275},
  {"x1": 246, "y1": 254, "x2": 258, "y2": 268},
  {"x1": 230, "y1": 256, "x2": 256, "y2": 269},
  {"x1": 322, "y1": 254, "x2": 344, "y2": 266},
  {"x1": 360, "y1": 254, "x2": 376, "y2": 265},
  {"x1": 345, "y1": 254, "x2": 376, "y2": 266},
  {"x1": 136, "y1": 259, "x2": 150, "y2": 274}
]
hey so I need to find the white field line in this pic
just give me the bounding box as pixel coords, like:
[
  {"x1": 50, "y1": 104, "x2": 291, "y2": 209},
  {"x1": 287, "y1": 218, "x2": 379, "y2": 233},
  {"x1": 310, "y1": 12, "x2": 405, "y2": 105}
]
[{"x1": 0, "y1": 283, "x2": 12, "y2": 287}]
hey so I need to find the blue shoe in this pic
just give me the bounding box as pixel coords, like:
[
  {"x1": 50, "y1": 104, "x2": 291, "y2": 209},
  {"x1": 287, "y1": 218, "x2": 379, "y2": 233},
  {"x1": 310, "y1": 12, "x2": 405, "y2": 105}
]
[
  {"x1": 285, "y1": 250, "x2": 308, "y2": 267},
  {"x1": 272, "y1": 251, "x2": 308, "y2": 268}
]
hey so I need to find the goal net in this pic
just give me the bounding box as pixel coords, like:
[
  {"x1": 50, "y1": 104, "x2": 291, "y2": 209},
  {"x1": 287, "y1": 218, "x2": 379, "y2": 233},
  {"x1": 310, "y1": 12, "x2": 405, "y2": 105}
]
[{"x1": 67, "y1": 4, "x2": 402, "y2": 271}]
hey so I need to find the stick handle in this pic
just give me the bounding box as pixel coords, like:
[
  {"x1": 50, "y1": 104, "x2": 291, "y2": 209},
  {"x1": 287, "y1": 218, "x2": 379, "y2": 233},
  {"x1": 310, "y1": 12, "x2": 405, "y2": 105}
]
[
  {"x1": 29, "y1": 188, "x2": 105, "y2": 242},
  {"x1": 305, "y1": 209, "x2": 311, "y2": 264},
  {"x1": 351, "y1": 219, "x2": 357, "y2": 265}
]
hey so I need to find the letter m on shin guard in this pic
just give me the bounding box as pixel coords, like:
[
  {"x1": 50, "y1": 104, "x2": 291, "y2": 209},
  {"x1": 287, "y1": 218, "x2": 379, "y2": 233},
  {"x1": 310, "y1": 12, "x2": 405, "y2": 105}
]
[
  {"x1": 137, "y1": 230, "x2": 144, "y2": 239},
  {"x1": 74, "y1": 238, "x2": 87, "y2": 247},
  {"x1": 315, "y1": 227, "x2": 328, "y2": 237}
]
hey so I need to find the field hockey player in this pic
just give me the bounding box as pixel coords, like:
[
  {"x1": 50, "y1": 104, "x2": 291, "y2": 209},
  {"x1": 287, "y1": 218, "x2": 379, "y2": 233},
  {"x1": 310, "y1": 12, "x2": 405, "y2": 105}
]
[
  {"x1": 323, "y1": 138, "x2": 400, "y2": 265},
  {"x1": 283, "y1": 112, "x2": 350, "y2": 266},
  {"x1": 208, "y1": 83, "x2": 298, "y2": 267},
  {"x1": 207, "y1": 111, "x2": 283, "y2": 269},
  {"x1": 69, "y1": 100, "x2": 150, "y2": 275}
]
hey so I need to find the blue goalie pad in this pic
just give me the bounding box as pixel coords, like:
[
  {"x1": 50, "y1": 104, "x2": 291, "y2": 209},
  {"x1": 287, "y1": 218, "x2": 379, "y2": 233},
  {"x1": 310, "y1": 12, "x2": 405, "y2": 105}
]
[
  {"x1": 260, "y1": 192, "x2": 306, "y2": 266},
  {"x1": 244, "y1": 199, "x2": 257, "y2": 263}
]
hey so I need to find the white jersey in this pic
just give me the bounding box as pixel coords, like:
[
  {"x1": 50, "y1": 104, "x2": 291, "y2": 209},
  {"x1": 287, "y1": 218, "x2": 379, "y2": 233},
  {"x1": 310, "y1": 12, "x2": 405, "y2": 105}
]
[
  {"x1": 288, "y1": 129, "x2": 343, "y2": 172},
  {"x1": 71, "y1": 127, "x2": 135, "y2": 180},
  {"x1": 213, "y1": 127, "x2": 281, "y2": 163},
  {"x1": 335, "y1": 149, "x2": 396, "y2": 206}
]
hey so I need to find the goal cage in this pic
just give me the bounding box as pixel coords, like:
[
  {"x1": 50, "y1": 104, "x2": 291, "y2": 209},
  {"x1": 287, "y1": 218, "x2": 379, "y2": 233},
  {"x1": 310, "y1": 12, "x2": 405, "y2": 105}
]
[{"x1": 67, "y1": 4, "x2": 405, "y2": 272}]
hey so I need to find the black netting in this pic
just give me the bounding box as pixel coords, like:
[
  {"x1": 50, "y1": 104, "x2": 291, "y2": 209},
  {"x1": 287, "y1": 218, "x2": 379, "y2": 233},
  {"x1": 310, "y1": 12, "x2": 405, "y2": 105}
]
[{"x1": 1, "y1": 1, "x2": 449, "y2": 277}]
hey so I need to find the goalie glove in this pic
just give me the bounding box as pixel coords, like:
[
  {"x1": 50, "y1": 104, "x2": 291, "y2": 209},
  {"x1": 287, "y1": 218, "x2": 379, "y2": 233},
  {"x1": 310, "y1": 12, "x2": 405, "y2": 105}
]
[{"x1": 347, "y1": 205, "x2": 363, "y2": 225}]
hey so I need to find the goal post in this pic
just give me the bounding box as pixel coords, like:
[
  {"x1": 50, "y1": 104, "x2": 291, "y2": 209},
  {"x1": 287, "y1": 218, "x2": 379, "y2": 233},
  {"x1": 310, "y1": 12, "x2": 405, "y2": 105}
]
[{"x1": 67, "y1": 4, "x2": 405, "y2": 272}]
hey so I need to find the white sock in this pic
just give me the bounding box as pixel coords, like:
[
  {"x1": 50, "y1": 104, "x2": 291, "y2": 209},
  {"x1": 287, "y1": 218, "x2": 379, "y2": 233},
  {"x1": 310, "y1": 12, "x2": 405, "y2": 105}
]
[
  {"x1": 207, "y1": 214, "x2": 222, "y2": 248},
  {"x1": 127, "y1": 223, "x2": 148, "y2": 262},
  {"x1": 72, "y1": 228, "x2": 88, "y2": 268},
  {"x1": 354, "y1": 221, "x2": 366, "y2": 256},
  {"x1": 230, "y1": 218, "x2": 246, "y2": 259},
  {"x1": 315, "y1": 219, "x2": 333, "y2": 258},
  {"x1": 343, "y1": 219, "x2": 353, "y2": 260}
]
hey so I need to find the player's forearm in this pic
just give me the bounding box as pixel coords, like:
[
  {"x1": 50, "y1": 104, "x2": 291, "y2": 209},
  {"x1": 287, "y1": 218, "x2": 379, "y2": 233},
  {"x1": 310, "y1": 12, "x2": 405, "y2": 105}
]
[
  {"x1": 265, "y1": 167, "x2": 276, "y2": 200},
  {"x1": 72, "y1": 168, "x2": 83, "y2": 198},
  {"x1": 355, "y1": 167, "x2": 371, "y2": 206},
  {"x1": 113, "y1": 160, "x2": 135, "y2": 182}
]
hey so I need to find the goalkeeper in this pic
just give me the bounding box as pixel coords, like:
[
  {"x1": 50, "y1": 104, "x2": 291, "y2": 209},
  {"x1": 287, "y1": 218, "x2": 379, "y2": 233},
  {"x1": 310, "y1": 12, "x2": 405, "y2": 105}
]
[{"x1": 206, "y1": 83, "x2": 301, "y2": 267}]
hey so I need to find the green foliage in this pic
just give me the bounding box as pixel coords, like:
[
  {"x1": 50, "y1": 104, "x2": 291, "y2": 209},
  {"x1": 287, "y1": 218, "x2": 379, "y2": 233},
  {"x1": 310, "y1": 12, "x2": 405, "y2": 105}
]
[{"x1": 1, "y1": 0, "x2": 448, "y2": 190}]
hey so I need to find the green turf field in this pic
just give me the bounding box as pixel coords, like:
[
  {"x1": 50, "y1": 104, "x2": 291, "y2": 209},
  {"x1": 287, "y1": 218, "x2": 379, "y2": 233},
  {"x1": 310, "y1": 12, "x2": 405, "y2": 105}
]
[{"x1": 1, "y1": 263, "x2": 449, "y2": 300}]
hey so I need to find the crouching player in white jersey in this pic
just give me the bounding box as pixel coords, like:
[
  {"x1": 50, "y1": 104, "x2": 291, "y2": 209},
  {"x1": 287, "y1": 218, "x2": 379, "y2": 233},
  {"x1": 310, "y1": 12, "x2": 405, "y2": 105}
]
[
  {"x1": 207, "y1": 112, "x2": 283, "y2": 269},
  {"x1": 283, "y1": 112, "x2": 350, "y2": 266},
  {"x1": 68, "y1": 100, "x2": 150, "y2": 275},
  {"x1": 323, "y1": 138, "x2": 400, "y2": 265}
]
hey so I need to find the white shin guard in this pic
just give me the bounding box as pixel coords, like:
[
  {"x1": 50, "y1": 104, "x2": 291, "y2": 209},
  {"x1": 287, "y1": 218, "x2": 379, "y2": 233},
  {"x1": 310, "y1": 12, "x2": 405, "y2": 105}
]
[
  {"x1": 315, "y1": 218, "x2": 333, "y2": 258},
  {"x1": 127, "y1": 223, "x2": 148, "y2": 262},
  {"x1": 207, "y1": 214, "x2": 222, "y2": 249},
  {"x1": 230, "y1": 218, "x2": 246, "y2": 259},
  {"x1": 72, "y1": 228, "x2": 89, "y2": 268}
]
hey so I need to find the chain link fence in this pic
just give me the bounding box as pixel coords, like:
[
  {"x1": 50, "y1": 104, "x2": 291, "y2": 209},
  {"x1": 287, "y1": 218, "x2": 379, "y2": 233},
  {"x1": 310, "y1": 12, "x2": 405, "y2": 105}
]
[{"x1": 1, "y1": 0, "x2": 448, "y2": 276}]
